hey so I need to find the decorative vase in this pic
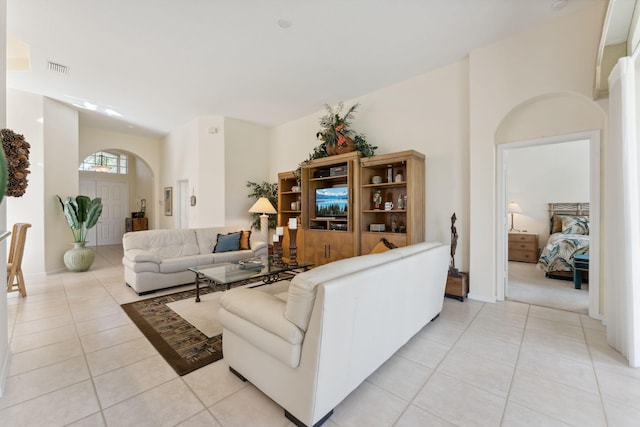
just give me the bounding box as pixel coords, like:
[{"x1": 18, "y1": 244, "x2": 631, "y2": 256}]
[
  {"x1": 325, "y1": 136, "x2": 355, "y2": 156},
  {"x1": 63, "y1": 242, "x2": 95, "y2": 272}
]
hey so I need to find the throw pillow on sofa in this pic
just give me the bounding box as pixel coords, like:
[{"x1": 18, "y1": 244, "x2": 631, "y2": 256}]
[
  {"x1": 370, "y1": 237, "x2": 397, "y2": 254},
  {"x1": 214, "y1": 231, "x2": 242, "y2": 253},
  {"x1": 239, "y1": 230, "x2": 251, "y2": 250}
]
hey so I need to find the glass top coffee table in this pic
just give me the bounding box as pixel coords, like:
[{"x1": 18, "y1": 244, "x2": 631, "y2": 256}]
[{"x1": 189, "y1": 256, "x2": 313, "y2": 302}]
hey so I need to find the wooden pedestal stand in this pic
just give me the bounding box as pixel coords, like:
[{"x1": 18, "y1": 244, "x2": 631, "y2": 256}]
[
  {"x1": 288, "y1": 227, "x2": 298, "y2": 267},
  {"x1": 273, "y1": 238, "x2": 284, "y2": 267},
  {"x1": 445, "y1": 272, "x2": 469, "y2": 302}
]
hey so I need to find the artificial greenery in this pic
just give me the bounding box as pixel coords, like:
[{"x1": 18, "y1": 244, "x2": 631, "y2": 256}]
[
  {"x1": 314, "y1": 101, "x2": 376, "y2": 156},
  {"x1": 353, "y1": 134, "x2": 377, "y2": 157},
  {"x1": 297, "y1": 102, "x2": 377, "y2": 175},
  {"x1": 316, "y1": 102, "x2": 361, "y2": 148},
  {"x1": 56, "y1": 195, "x2": 103, "y2": 243},
  {"x1": 246, "y1": 181, "x2": 278, "y2": 230}
]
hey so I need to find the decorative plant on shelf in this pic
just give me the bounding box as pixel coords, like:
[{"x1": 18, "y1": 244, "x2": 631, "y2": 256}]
[
  {"x1": 316, "y1": 102, "x2": 360, "y2": 151},
  {"x1": 246, "y1": 181, "x2": 278, "y2": 230},
  {"x1": 306, "y1": 101, "x2": 377, "y2": 162}
]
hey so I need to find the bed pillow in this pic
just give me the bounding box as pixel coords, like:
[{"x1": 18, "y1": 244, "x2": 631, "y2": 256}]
[
  {"x1": 551, "y1": 214, "x2": 588, "y2": 234},
  {"x1": 214, "y1": 231, "x2": 242, "y2": 253},
  {"x1": 561, "y1": 216, "x2": 589, "y2": 235},
  {"x1": 239, "y1": 230, "x2": 251, "y2": 250},
  {"x1": 550, "y1": 214, "x2": 572, "y2": 234}
]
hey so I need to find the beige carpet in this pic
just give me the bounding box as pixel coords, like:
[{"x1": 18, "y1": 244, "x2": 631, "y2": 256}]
[
  {"x1": 166, "y1": 292, "x2": 224, "y2": 338},
  {"x1": 507, "y1": 261, "x2": 588, "y2": 314}
]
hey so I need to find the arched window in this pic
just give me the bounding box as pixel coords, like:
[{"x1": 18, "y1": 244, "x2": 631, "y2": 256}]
[{"x1": 79, "y1": 151, "x2": 127, "y2": 174}]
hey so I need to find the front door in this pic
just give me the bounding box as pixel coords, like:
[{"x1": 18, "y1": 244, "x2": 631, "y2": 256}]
[{"x1": 80, "y1": 178, "x2": 128, "y2": 246}]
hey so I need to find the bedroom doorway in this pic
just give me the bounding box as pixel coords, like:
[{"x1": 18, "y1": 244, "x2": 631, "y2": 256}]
[{"x1": 496, "y1": 131, "x2": 601, "y2": 318}]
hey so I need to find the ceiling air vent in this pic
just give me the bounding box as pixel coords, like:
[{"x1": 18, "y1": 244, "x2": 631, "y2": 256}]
[{"x1": 47, "y1": 61, "x2": 68, "y2": 75}]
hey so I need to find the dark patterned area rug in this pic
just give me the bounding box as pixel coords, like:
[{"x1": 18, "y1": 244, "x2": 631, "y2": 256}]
[{"x1": 121, "y1": 287, "x2": 222, "y2": 376}]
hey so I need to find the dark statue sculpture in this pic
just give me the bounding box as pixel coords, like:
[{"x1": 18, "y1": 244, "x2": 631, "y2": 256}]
[{"x1": 449, "y1": 212, "x2": 460, "y2": 276}]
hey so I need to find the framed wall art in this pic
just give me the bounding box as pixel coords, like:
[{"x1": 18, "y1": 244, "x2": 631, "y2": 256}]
[{"x1": 164, "y1": 187, "x2": 173, "y2": 216}]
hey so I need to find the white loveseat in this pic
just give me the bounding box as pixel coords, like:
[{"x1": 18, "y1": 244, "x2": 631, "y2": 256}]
[
  {"x1": 218, "y1": 241, "x2": 449, "y2": 427},
  {"x1": 122, "y1": 226, "x2": 267, "y2": 294}
]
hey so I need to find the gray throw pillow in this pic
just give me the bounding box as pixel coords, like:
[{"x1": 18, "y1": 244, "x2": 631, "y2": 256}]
[{"x1": 214, "y1": 232, "x2": 241, "y2": 253}]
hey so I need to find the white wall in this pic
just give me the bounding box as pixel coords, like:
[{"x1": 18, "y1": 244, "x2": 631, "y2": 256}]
[
  {"x1": 161, "y1": 117, "x2": 226, "y2": 228},
  {"x1": 6, "y1": 91, "x2": 81, "y2": 274},
  {"x1": 469, "y1": 3, "x2": 607, "y2": 302},
  {"x1": 43, "y1": 98, "x2": 79, "y2": 272},
  {"x1": 1, "y1": 0, "x2": 9, "y2": 397},
  {"x1": 161, "y1": 119, "x2": 197, "y2": 229},
  {"x1": 507, "y1": 140, "x2": 590, "y2": 246},
  {"x1": 6, "y1": 89, "x2": 45, "y2": 275},
  {"x1": 194, "y1": 117, "x2": 225, "y2": 228},
  {"x1": 160, "y1": 116, "x2": 271, "y2": 229},
  {"x1": 269, "y1": 59, "x2": 471, "y2": 270},
  {"x1": 224, "y1": 117, "x2": 270, "y2": 227}
]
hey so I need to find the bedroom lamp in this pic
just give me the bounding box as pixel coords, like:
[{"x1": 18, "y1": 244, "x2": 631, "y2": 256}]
[
  {"x1": 249, "y1": 197, "x2": 277, "y2": 243},
  {"x1": 508, "y1": 202, "x2": 523, "y2": 232}
]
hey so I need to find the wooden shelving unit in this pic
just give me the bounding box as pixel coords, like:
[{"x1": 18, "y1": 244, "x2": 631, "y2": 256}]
[
  {"x1": 359, "y1": 150, "x2": 425, "y2": 254},
  {"x1": 300, "y1": 151, "x2": 361, "y2": 266},
  {"x1": 277, "y1": 149, "x2": 425, "y2": 265},
  {"x1": 277, "y1": 171, "x2": 303, "y2": 260}
]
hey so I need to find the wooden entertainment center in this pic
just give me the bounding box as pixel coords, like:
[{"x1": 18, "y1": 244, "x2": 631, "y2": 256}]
[{"x1": 277, "y1": 150, "x2": 425, "y2": 266}]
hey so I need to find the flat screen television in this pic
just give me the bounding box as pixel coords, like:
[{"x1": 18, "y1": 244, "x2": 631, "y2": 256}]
[{"x1": 315, "y1": 187, "x2": 348, "y2": 217}]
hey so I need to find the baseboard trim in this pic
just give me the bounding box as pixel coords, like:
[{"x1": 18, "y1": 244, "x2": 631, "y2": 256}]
[
  {"x1": 468, "y1": 293, "x2": 496, "y2": 303},
  {"x1": 24, "y1": 272, "x2": 48, "y2": 281}
]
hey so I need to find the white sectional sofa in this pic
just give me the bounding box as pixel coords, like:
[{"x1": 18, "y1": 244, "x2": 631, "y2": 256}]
[
  {"x1": 218, "y1": 241, "x2": 449, "y2": 427},
  {"x1": 122, "y1": 226, "x2": 267, "y2": 294}
]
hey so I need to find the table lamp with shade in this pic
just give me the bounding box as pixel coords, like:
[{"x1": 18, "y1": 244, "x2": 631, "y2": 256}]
[
  {"x1": 507, "y1": 202, "x2": 523, "y2": 232},
  {"x1": 248, "y1": 197, "x2": 277, "y2": 243}
]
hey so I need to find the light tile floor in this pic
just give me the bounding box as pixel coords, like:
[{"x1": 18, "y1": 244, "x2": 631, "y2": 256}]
[{"x1": 2, "y1": 245, "x2": 640, "y2": 426}]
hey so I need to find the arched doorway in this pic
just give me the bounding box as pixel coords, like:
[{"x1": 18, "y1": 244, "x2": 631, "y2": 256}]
[
  {"x1": 494, "y1": 93, "x2": 605, "y2": 319},
  {"x1": 79, "y1": 149, "x2": 155, "y2": 245}
]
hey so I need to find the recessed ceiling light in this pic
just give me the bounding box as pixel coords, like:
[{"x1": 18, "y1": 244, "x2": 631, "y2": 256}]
[
  {"x1": 278, "y1": 18, "x2": 292, "y2": 29},
  {"x1": 551, "y1": 0, "x2": 568, "y2": 11}
]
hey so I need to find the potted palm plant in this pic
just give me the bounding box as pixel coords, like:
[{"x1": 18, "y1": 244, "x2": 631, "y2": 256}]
[{"x1": 57, "y1": 195, "x2": 103, "y2": 271}]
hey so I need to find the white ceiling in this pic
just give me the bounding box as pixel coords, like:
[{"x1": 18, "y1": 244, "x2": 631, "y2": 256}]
[{"x1": 7, "y1": 0, "x2": 605, "y2": 137}]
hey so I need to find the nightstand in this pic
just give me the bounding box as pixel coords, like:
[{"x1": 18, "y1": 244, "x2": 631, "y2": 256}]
[{"x1": 508, "y1": 232, "x2": 539, "y2": 263}]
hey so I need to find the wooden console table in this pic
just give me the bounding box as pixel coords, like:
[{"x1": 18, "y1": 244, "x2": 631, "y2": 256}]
[{"x1": 126, "y1": 217, "x2": 148, "y2": 232}]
